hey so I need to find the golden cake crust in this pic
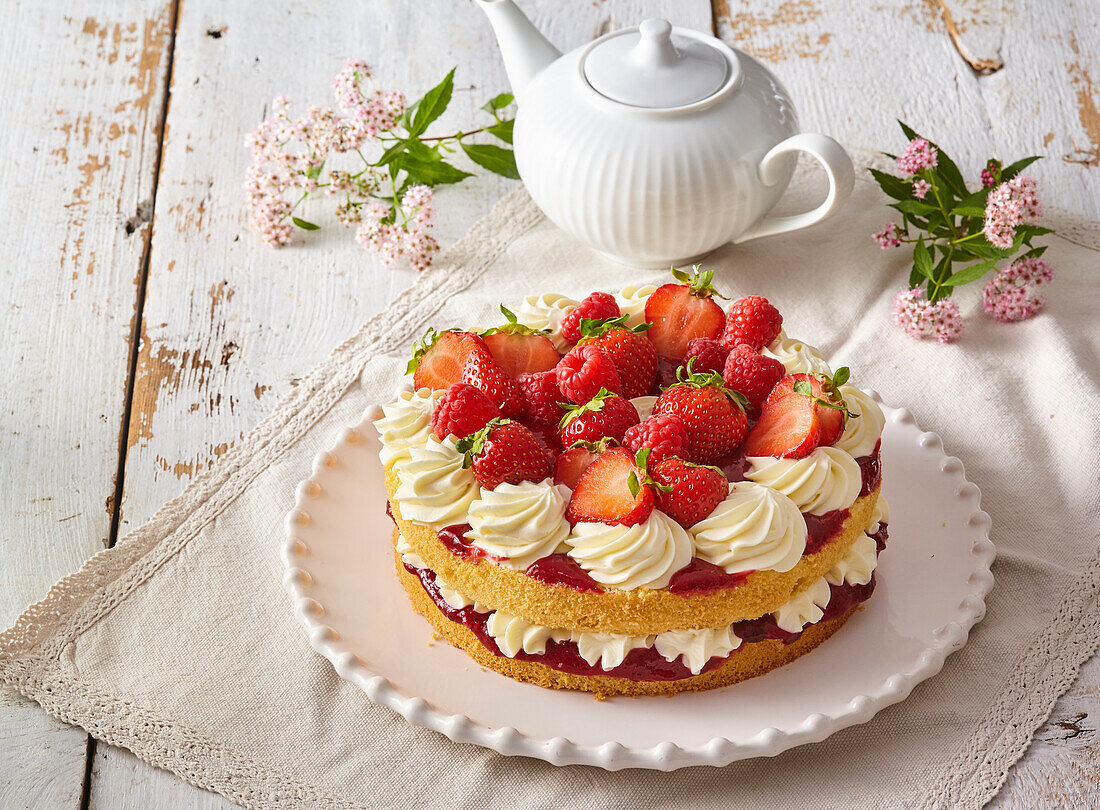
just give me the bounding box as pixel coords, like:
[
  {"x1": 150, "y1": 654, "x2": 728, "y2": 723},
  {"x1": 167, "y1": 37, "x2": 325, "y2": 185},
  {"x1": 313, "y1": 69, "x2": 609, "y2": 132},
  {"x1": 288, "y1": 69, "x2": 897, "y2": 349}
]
[
  {"x1": 387, "y1": 464, "x2": 878, "y2": 634},
  {"x1": 395, "y1": 552, "x2": 859, "y2": 699}
]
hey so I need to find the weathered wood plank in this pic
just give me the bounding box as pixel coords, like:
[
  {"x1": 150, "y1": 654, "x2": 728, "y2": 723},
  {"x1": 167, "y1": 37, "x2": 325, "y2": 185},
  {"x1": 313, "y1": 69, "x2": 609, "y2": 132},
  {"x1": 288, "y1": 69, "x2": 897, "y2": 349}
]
[{"x1": 0, "y1": 1, "x2": 173, "y2": 807}]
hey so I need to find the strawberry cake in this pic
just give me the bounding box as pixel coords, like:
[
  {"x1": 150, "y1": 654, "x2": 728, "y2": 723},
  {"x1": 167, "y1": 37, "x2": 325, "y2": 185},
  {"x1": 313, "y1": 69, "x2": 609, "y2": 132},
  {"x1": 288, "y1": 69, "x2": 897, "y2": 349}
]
[{"x1": 376, "y1": 268, "x2": 888, "y2": 698}]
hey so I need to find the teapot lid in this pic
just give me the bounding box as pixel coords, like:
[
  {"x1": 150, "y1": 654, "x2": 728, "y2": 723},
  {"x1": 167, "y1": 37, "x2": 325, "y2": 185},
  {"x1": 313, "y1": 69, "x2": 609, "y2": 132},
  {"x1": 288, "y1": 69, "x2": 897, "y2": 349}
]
[{"x1": 582, "y1": 19, "x2": 730, "y2": 109}]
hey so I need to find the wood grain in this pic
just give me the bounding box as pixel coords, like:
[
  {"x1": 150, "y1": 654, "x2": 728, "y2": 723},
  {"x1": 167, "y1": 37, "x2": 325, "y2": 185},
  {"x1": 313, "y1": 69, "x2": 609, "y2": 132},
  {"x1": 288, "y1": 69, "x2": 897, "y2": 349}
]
[{"x1": 0, "y1": 1, "x2": 172, "y2": 806}]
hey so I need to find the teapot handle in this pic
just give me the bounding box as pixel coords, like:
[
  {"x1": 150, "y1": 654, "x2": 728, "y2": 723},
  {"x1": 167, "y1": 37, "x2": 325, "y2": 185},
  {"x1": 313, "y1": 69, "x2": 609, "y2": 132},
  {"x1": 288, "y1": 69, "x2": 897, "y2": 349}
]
[{"x1": 734, "y1": 133, "x2": 854, "y2": 243}]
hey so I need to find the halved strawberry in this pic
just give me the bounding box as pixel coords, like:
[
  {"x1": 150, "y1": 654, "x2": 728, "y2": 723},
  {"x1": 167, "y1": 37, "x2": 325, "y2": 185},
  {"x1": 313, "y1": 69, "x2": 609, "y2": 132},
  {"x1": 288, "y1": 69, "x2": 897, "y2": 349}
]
[
  {"x1": 566, "y1": 448, "x2": 654, "y2": 526},
  {"x1": 480, "y1": 306, "x2": 560, "y2": 378},
  {"x1": 408, "y1": 329, "x2": 489, "y2": 391},
  {"x1": 553, "y1": 439, "x2": 612, "y2": 490},
  {"x1": 456, "y1": 418, "x2": 552, "y2": 489},
  {"x1": 461, "y1": 351, "x2": 525, "y2": 418},
  {"x1": 644, "y1": 266, "x2": 727, "y2": 361},
  {"x1": 742, "y1": 391, "x2": 822, "y2": 458},
  {"x1": 763, "y1": 369, "x2": 851, "y2": 445},
  {"x1": 651, "y1": 458, "x2": 728, "y2": 528},
  {"x1": 577, "y1": 317, "x2": 657, "y2": 399}
]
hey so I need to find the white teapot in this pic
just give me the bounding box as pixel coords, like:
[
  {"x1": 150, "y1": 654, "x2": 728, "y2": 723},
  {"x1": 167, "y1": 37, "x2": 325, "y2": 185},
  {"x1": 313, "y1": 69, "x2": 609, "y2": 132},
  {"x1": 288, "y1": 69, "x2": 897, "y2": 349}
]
[{"x1": 476, "y1": 0, "x2": 854, "y2": 268}]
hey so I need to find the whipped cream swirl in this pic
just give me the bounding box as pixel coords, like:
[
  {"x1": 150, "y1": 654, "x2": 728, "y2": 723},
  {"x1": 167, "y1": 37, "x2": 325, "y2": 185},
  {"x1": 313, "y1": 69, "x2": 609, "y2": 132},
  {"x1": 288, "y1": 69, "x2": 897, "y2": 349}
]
[
  {"x1": 653, "y1": 627, "x2": 742, "y2": 675},
  {"x1": 374, "y1": 388, "x2": 442, "y2": 471},
  {"x1": 629, "y1": 395, "x2": 658, "y2": 421},
  {"x1": 570, "y1": 631, "x2": 651, "y2": 670},
  {"x1": 763, "y1": 331, "x2": 832, "y2": 375},
  {"x1": 825, "y1": 533, "x2": 877, "y2": 586},
  {"x1": 834, "y1": 386, "x2": 885, "y2": 458},
  {"x1": 746, "y1": 446, "x2": 862, "y2": 516},
  {"x1": 616, "y1": 284, "x2": 657, "y2": 328},
  {"x1": 393, "y1": 436, "x2": 480, "y2": 526},
  {"x1": 466, "y1": 480, "x2": 572, "y2": 569},
  {"x1": 867, "y1": 494, "x2": 889, "y2": 533},
  {"x1": 486, "y1": 611, "x2": 568, "y2": 657},
  {"x1": 690, "y1": 482, "x2": 807, "y2": 573},
  {"x1": 774, "y1": 577, "x2": 832, "y2": 633},
  {"x1": 566, "y1": 510, "x2": 693, "y2": 591},
  {"x1": 515, "y1": 293, "x2": 578, "y2": 352},
  {"x1": 394, "y1": 533, "x2": 426, "y2": 569}
]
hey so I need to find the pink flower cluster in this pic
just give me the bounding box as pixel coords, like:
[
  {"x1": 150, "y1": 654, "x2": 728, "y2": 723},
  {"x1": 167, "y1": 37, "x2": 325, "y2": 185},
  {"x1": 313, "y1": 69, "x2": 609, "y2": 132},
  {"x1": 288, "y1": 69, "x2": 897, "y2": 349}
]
[
  {"x1": 912, "y1": 179, "x2": 931, "y2": 199},
  {"x1": 873, "y1": 222, "x2": 903, "y2": 249},
  {"x1": 896, "y1": 138, "x2": 938, "y2": 176},
  {"x1": 982, "y1": 258, "x2": 1054, "y2": 323},
  {"x1": 332, "y1": 59, "x2": 406, "y2": 148},
  {"x1": 982, "y1": 175, "x2": 1042, "y2": 249},
  {"x1": 354, "y1": 185, "x2": 439, "y2": 272},
  {"x1": 892, "y1": 289, "x2": 964, "y2": 343}
]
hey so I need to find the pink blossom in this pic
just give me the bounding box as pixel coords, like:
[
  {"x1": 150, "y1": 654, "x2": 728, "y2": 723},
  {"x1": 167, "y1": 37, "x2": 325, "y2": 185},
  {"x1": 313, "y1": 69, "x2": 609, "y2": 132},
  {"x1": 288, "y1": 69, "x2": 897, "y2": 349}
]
[
  {"x1": 982, "y1": 258, "x2": 1054, "y2": 323},
  {"x1": 912, "y1": 179, "x2": 931, "y2": 199},
  {"x1": 982, "y1": 175, "x2": 1042, "y2": 249},
  {"x1": 892, "y1": 288, "x2": 964, "y2": 343},
  {"x1": 897, "y1": 138, "x2": 938, "y2": 176},
  {"x1": 873, "y1": 222, "x2": 903, "y2": 249},
  {"x1": 354, "y1": 186, "x2": 438, "y2": 271}
]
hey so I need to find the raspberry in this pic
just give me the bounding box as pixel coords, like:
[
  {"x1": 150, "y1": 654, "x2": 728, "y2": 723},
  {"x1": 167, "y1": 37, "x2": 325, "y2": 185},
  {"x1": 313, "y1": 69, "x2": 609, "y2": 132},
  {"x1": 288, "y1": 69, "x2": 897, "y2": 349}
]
[
  {"x1": 517, "y1": 370, "x2": 566, "y2": 426},
  {"x1": 556, "y1": 344, "x2": 622, "y2": 404},
  {"x1": 622, "y1": 414, "x2": 688, "y2": 464},
  {"x1": 431, "y1": 383, "x2": 501, "y2": 440},
  {"x1": 683, "y1": 338, "x2": 729, "y2": 375},
  {"x1": 721, "y1": 295, "x2": 783, "y2": 351},
  {"x1": 722, "y1": 345, "x2": 786, "y2": 410},
  {"x1": 559, "y1": 292, "x2": 619, "y2": 345}
]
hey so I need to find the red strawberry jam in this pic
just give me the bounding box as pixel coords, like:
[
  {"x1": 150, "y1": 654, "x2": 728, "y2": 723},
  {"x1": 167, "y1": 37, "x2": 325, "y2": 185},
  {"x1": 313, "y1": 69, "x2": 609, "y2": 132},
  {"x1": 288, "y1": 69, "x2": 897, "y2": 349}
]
[
  {"x1": 803, "y1": 509, "x2": 850, "y2": 555},
  {"x1": 858, "y1": 441, "x2": 882, "y2": 495},
  {"x1": 437, "y1": 524, "x2": 492, "y2": 562},
  {"x1": 525, "y1": 554, "x2": 603, "y2": 593},
  {"x1": 668, "y1": 559, "x2": 753, "y2": 595}
]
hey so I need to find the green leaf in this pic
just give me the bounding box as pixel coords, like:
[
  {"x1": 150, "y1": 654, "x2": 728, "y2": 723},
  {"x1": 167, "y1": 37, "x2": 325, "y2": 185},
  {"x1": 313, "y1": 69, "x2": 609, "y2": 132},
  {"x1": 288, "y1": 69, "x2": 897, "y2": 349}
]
[
  {"x1": 291, "y1": 216, "x2": 320, "y2": 231},
  {"x1": 913, "y1": 238, "x2": 935, "y2": 281},
  {"x1": 376, "y1": 139, "x2": 416, "y2": 167},
  {"x1": 626, "y1": 471, "x2": 641, "y2": 499},
  {"x1": 898, "y1": 120, "x2": 920, "y2": 141},
  {"x1": 1022, "y1": 245, "x2": 1049, "y2": 259},
  {"x1": 1017, "y1": 224, "x2": 1053, "y2": 238},
  {"x1": 486, "y1": 119, "x2": 514, "y2": 144},
  {"x1": 792, "y1": 380, "x2": 812, "y2": 396},
  {"x1": 481, "y1": 92, "x2": 514, "y2": 113},
  {"x1": 932, "y1": 149, "x2": 968, "y2": 197},
  {"x1": 942, "y1": 258, "x2": 998, "y2": 286},
  {"x1": 950, "y1": 205, "x2": 986, "y2": 217},
  {"x1": 832, "y1": 366, "x2": 850, "y2": 387},
  {"x1": 869, "y1": 168, "x2": 911, "y2": 201},
  {"x1": 306, "y1": 163, "x2": 323, "y2": 180},
  {"x1": 460, "y1": 142, "x2": 520, "y2": 179},
  {"x1": 395, "y1": 152, "x2": 473, "y2": 186},
  {"x1": 1000, "y1": 155, "x2": 1041, "y2": 182},
  {"x1": 408, "y1": 67, "x2": 455, "y2": 137},
  {"x1": 890, "y1": 199, "x2": 938, "y2": 216}
]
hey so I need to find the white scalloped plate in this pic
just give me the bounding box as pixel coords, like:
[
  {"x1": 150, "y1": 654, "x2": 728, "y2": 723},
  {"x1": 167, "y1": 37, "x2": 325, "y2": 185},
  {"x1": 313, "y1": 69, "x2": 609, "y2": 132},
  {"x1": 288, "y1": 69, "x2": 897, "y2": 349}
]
[{"x1": 282, "y1": 392, "x2": 994, "y2": 770}]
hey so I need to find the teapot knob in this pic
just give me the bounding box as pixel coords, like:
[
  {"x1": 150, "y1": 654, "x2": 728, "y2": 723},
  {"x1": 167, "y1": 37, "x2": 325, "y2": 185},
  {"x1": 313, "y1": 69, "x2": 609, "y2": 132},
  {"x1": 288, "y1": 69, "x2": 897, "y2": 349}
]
[{"x1": 633, "y1": 19, "x2": 678, "y2": 67}]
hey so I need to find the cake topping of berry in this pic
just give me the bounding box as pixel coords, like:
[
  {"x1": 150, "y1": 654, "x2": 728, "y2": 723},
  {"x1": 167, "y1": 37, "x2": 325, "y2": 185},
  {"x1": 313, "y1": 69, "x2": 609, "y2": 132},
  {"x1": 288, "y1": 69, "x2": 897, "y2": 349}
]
[
  {"x1": 722, "y1": 344, "x2": 786, "y2": 410},
  {"x1": 653, "y1": 363, "x2": 749, "y2": 464},
  {"x1": 559, "y1": 388, "x2": 640, "y2": 446},
  {"x1": 683, "y1": 337, "x2": 729, "y2": 376},
  {"x1": 565, "y1": 447, "x2": 654, "y2": 526},
  {"x1": 743, "y1": 369, "x2": 855, "y2": 459},
  {"x1": 430, "y1": 383, "x2": 501, "y2": 440},
  {"x1": 556, "y1": 343, "x2": 622, "y2": 404},
  {"x1": 460, "y1": 346, "x2": 525, "y2": 417},
  {"x1": 553, "y1": 439, "x2": 614, "y2": 490},
  {"x1": 622, "y1": 413, "x2": 688, "y2": 465},
  {"x1": 721, "y1": 295, "x2": 783, "y2": 351},
  {"x1": 407, "y1": 328, "x2": 489, "y2": 391},
  {"x1": 516, "y1": 369, "x2": 567, "y2": 426},
  {"x1": 650, "y1": 457, "x2": 728, "y2": 528},
  {"x1": 577, "y1": 316, "x2": 657, "y2": 399},
  {"x1": 644, "y1": 266, "x2": 727, "y2": 361},
  {"x1": 456, "y1": 418, "x2": 553, "y2": 489},
  {"x1": 479, "y1": 306, "x2": 561, "y2": 378},
  {"x1": 559, "y1": 291, "x2": 620, "y2": 345},
  {"x1": 763, "y1": 368, "x2": 854, "y2": 446}
]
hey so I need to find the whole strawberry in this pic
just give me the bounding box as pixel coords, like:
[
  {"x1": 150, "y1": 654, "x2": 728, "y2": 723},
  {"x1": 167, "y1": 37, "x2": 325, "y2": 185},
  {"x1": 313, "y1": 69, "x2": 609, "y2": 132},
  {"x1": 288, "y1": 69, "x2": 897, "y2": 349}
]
[
  {"x1": 431, "y1": 383, "x2": 501, "y2": 440},
  {"x1": 480, "y1": 305, "x2": 560, "y2": 378},
  {"x1": 566, "y1": 447, "x2": 655, "y2": 526},
  {"x1": 653, "y1": 364, "x2": 749, "y2": 463},
  {"x1": 722, "y1": 344, "x2": 786, "y2": 410},
  {"x1": 408, "y1": 329, "x2": 490, "y2": 391},
  {"x1": 622, "y1": 413, "x2": 688, "y2": 465},
  {"x1": 644, "y1": 266, "x2": 727, "y2": 361},
  {"x1": 456, "y1": 418, "x2": 552, "y2": 489},
  {"x1": 578, "y1": 316, "x2": 657, "y2": 399},
  {"x1": 556, "y1": 343, "x2": 621, "y2": 404},
  {"x1": 721, "y1": 295, "x2": 783, "y2": 351},
  {"x1": 559, "y1": 389, "x2": 640, "y2": 446},
  {"x1": 517, "y1": 369, "x2": 567, "y2": 426},
  {"x1": 461, "y1": 350, "x2": 525, "y2": 418},
  {"x1": 651, "y1": 457, "x2": 728, "y2": 528},
  {"x1": 683, "y1": 337, "x2": 729, "y2": 375},
  {"x1": 559, "y1": 291, "x2": 620, "y2": 345}
]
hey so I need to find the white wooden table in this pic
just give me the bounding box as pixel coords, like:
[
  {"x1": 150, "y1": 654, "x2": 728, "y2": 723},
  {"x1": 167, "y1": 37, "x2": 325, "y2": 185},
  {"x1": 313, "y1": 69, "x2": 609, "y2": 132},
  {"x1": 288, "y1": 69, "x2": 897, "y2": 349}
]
[{"x1": 1, "y1": 1, "x2": 1097, "y2": 806}]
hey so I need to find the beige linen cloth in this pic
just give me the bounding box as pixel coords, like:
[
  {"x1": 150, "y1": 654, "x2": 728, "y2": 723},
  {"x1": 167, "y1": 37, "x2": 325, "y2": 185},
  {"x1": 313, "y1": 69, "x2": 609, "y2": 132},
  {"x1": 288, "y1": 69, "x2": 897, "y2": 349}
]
[{"x1": 2, "y1": 177, "x2": 1099, "y2": 809}]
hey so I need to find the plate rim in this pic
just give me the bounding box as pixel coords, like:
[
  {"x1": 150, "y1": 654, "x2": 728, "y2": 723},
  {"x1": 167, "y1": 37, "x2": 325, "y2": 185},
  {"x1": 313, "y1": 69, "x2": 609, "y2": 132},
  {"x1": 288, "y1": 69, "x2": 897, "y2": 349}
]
[{"x1": 281, "y1": 390, "x2": 996, "y2": 771}]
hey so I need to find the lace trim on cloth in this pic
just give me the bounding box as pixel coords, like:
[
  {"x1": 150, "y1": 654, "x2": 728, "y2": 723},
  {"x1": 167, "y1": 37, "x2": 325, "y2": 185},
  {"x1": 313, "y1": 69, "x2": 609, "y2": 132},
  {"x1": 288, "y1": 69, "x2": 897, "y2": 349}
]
[{"x1": 0, "y1": 182, "x2": 1098, "y2": 810}]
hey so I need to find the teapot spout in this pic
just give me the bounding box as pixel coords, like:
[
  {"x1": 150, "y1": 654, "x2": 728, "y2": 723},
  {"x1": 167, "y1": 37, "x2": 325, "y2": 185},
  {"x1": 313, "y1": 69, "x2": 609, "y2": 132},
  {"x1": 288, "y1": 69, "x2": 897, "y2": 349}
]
[{"x1": 475, "y1": 0, "x2": 560, "y2": 97}]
